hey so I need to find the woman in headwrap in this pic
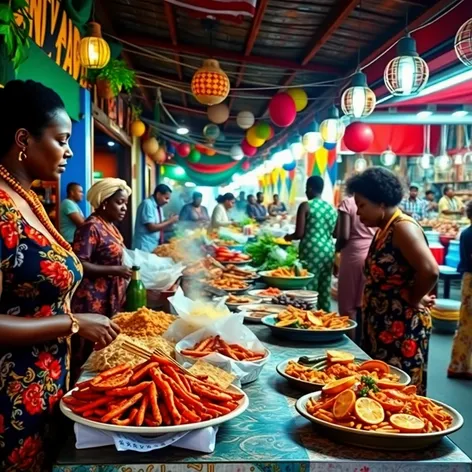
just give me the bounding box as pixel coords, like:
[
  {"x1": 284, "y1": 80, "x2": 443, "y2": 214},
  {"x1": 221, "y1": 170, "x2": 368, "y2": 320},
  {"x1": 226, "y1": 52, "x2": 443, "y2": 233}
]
[{"x1": 71, "y1": 179, "x2": 132, "y2": 378}]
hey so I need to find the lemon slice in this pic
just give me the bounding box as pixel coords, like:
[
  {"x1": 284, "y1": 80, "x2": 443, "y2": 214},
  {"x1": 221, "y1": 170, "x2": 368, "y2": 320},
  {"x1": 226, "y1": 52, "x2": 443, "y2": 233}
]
[
  {"x1": 390, "y1": 413, "x2": 425, "y2": 433},
  {"x1": 355, "y1": 397, "x2": 385, "y2": 425}
]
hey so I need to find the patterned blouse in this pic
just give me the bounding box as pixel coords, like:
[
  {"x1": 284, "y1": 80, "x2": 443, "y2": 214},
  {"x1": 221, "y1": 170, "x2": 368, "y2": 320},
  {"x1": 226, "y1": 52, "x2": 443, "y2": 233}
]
[
  {"x1": 71, "y1": 214, "x2": 126, "y2": 317},
  {"x1": 0, "y1": 189, "x2": 82, "y2": 472}
]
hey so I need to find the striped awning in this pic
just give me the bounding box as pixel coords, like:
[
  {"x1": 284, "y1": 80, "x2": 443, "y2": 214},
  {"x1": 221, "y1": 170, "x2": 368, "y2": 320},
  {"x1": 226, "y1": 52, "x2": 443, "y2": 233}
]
[{"x1": 165, "y1": 0, "x2": 257, "y2": 22}]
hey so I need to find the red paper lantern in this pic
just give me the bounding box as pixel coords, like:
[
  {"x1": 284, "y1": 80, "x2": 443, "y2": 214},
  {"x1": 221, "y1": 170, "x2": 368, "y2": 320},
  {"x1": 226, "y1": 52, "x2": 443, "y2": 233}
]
[
  {"x1": 241, "y1": 160, "x2": 250, "y2": 171},
  {"x1": 269, "y1": 93, "x2": 297, "y2": 127},
  {"x1": 177, "y1": 143, "x2": 191, "y2": 157},
  {"x1": 343, "y1": 122, "x2": 374, "y2": 153},
  {"x1": 241, "y1": 139, "x2": 257, "y2": 157}
]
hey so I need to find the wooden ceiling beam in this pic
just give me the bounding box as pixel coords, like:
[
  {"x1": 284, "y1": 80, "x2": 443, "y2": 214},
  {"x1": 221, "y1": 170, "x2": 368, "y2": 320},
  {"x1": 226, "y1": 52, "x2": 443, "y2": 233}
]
[
  {"x1": 119, "y1": 35, "x2": 341, "y2": 75},
  {"x1": 95, "y1": 0, "x2": 152, "y2": 110},
  {"x1": 163, "y1": 2, "x2": 188, "y2": 108}
]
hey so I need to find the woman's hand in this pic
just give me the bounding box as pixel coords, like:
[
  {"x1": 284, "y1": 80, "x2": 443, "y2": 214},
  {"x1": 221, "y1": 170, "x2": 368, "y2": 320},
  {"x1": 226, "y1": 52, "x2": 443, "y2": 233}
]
[
  {"x1": 111, "y1": 266, "x2": 133, "y2": 278},
  {"x1": 419, "y1": 294, "x2": 436, "y2": 310},
  {"x1": 75, "y1": 313, "x2": 121, "y2": 350}
]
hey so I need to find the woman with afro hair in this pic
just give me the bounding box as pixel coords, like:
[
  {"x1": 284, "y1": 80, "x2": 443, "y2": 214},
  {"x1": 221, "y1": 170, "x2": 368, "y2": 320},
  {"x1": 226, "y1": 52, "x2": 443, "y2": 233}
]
[{"x1": 347, "y1": 167, "x2": 438, "y2": 395}]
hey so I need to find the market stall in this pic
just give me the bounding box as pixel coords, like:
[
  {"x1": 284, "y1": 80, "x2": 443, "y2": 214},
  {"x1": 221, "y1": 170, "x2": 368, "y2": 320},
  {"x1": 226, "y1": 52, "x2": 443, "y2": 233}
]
[{"x1": 54, "y1": 324, "x2": 470, "y2": 472}]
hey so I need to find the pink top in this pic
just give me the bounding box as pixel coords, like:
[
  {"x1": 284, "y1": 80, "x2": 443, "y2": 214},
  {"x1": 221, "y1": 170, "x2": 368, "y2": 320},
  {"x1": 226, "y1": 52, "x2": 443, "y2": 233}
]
[{"x1": 339, "y1": 196, "x2": 375, "y2": 241}]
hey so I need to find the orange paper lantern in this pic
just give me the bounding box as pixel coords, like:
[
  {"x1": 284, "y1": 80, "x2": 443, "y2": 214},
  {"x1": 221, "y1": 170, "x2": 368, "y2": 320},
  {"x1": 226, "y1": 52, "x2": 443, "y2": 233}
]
[{"x1": 191, "y1": 59, "x2": 230, "y2": 106}]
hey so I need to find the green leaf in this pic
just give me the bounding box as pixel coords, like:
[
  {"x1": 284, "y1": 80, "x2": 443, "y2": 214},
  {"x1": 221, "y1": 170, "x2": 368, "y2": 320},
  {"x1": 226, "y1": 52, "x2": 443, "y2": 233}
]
[
  {"x1": 0, "y1": 24, "x2": 9, "y2": 35},
  {"x1": 0, "y1": 5, "x2": 14, "y2": 23},
  {"x1": 11, "y1": 0, "x2": 28, "y2": 11}
]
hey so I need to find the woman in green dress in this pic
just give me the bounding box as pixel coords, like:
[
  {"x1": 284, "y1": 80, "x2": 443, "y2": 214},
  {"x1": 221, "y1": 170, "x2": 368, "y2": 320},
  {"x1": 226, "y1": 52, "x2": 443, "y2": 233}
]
[{"x1": 285, "y1": 176, "x2": 337, "y2": 311}]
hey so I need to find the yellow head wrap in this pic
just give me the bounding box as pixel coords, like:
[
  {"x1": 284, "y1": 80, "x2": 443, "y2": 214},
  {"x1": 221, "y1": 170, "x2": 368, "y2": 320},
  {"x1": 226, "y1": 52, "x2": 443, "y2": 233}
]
[{"x1": 87, "y1": 178, "x2": 132, "y2": 209}]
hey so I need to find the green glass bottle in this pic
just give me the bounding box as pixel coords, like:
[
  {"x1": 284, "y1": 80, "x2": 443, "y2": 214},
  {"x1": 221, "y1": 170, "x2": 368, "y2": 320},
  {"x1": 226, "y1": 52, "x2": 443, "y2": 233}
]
[{"x1": 126, "y1": 266, "x2": 147, "y2": 311}]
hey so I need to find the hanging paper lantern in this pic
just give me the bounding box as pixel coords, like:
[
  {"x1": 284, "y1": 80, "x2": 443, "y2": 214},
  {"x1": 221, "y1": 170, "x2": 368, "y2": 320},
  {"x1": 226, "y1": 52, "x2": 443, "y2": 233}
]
[
  {"x1": 435, "y1": 154, "x2": 452, "y2": 170},
  {"x1": 153, "y1": 148, "x2": 167, "y2": 165},
  {"x1": 241, "y1": 139, "x2": 257, "y2": 157},
  {"x1": 455, "y1": 19, "x2": 472, "y2": 66},
  {"x1": 287, "y1": 88, "x2": 308, "y2": 112},
  {"x1": 191, "y1": 59, "x2": 230, "y2": 105},
  {"x1": 320, "y1": 106, "x2": 345, "y2": 142},
  {"x1": 246, "y1": 126, "x2": 265, "y2": 148},
  {"x1": 130, "y1": 120, "x2": 146, "y2": 137},
  {"x1": 341, "y1": 72, "x2": 376, "y2": 118},
  {"x1": 344, "y1": 122, "x2": 374, "y2": 153},
  {"x1": 188, "y1": 148, "x2": 201, "y2": 163},
  {"x1": 241, "y1": 160, "x2": 250, "y2": 171},
  {"x1": 237, "y1": 111, "x2": 255, "y2": 130},
  {"x1": 256, "y1": 122, "x2": 271, "y2": 140},
  {"x1": 230, "y1": 145, "x2": 244, "y2": 161},
  {"x1": 203, "y1": 124, "x2": 220, "y2": 141},
  {"x1": 420, "y1": 153, "x2": 433, "y2": 169},
  {"x1": 289, "y1": 133, "x2": 304, "y2": 161},
  {"x1": 177, "y1": 142, "x2": 191, "y2": 157},
  {"x1": 269, "y1": 93, "x2": 297, "y2": 127},
  {"x1": 142, "y1": 137, "x2": 159, "y2": 156},
  {"x1": 323, "y1": 142, "x2": 337, "y2": 150},
  {"x1": 384, "y1": 36, "x2": 429, "y2": 96},
  {"x1": 79, "y1": 22, "x2": 111, "y2": 69},
  {"x1": 207, "y1": 103, "x2": 229, "y2": 124},
  {"x1": 283, "y1": 159, "x2": 296, "y2": 171},
  {"x1": 303, "y1": 122, "x2": 323, "y2": 153},
  {"x1": 380, "y1": 148, "x2": 397, "y2": 166},
  {"x1": 354, "y1": 157, "x2": 367, "y2": 172}
]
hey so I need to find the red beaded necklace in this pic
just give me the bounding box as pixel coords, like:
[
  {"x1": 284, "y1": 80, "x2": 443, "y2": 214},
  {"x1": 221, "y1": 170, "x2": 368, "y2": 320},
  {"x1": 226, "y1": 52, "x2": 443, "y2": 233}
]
[{"x1": 0, "y1": 164, "x2": 72, "y2": 251}]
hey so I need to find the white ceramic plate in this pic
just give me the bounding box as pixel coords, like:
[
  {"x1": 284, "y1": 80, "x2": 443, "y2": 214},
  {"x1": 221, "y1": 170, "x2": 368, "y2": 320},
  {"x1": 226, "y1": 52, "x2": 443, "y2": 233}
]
[
  {"x1": 241, "y1": 303, "x2": 286, "y2": 323},
  {"x1": 296, "y1": 391, "x2": 464, "y2": 450},
  {"x1": 285, "y1": 290, "x2": 319, "y2": 299},
  {"x1": 60, "y1": 385, "x2": 249, "y2": 436},
  {"x1": 247, "y1": 289, "x2": 286, "y2": 301},
  {"x1": 226, "y1": 296, "x2": 262, "y2": 309}
]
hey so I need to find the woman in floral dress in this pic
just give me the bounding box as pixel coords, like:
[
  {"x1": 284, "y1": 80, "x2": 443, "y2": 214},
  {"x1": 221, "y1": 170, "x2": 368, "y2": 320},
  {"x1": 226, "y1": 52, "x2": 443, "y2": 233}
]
[
  {"x1": 0, "y1": 80, "x2": 120, "y2": 471},
  {"x1": 285, "y1": 176, "x2": 338, "y2": 311},
  {"x1": 346, "y1": 168, "x2": 439, "y2": 395}
]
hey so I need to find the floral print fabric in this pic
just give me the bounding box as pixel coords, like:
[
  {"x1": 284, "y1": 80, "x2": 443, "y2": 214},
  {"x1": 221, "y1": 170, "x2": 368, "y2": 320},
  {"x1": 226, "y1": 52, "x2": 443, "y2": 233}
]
[
  {"x1": 362, "y1": 214, "x2": 432, "y2": 395},
  {"x1": 448, "y1": 272, "x2": 472, "y2": 376},
  {"x1": 0, "y1": 189, "x2": 82, "y2": 471},
  {"x1": 71, "y1": 215, "x2": 126, "y2": 317}
]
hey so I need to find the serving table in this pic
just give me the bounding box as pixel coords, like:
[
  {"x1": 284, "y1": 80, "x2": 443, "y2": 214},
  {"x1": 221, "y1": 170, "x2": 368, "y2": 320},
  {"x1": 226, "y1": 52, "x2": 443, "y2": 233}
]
[{"x1": 53, "y1": 325, "x2": 471, "y2": 472}]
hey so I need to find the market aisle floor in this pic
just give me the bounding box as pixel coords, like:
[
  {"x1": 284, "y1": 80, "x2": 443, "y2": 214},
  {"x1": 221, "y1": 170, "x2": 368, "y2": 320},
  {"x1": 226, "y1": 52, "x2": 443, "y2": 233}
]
[{"x1": 428, "y1": 330, "x2": 471, "y2": 459}]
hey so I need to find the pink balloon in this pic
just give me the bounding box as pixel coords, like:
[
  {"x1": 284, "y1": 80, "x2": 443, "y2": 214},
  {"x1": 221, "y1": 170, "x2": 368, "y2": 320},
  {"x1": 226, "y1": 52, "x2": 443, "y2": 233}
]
[
  {"x1": 241, "y1": 160, "x2": 250, "y2": 171},
  {"x1": 177, "y1": 143, "x2": 191, "y2": 157},
  {"x1": 269, "y1": 93, "x2": 297, "y2": 127},
  {"x1": 343, "y1": 122, "x2": 374, "y2": 153},
  {"x1": 241, "y1": 139, "x2": 257, "y2": 157}
]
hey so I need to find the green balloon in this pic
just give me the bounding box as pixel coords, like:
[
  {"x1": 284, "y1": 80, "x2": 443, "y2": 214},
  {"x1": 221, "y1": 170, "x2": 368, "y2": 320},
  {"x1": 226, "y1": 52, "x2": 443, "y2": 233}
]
[
  {"x1": 188, "y1": 149, "x2": 201, "y2": 163},
  {"x1": 256, "y1": 122, "x2": 271, "y2": 140}
]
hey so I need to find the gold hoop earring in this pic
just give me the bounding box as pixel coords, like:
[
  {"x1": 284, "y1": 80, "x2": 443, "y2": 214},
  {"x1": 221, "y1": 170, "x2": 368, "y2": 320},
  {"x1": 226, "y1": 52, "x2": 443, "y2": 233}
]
[{"x1": 18, "y1": 149, "x2": 27, "y2": 162}]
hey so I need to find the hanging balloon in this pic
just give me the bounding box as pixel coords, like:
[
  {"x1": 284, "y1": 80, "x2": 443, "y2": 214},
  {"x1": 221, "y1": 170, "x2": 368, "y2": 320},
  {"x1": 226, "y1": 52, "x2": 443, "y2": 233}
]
[
  {"x1": 153, "y1": 148, "x2": 167, "y2": 165},
  {"x1": 194, "y1": 143, "x2": 207, "y2": 153},
  {"x1": 246, "y1": 126, "x2": 265, "y2": 148},
  {"x1": 241, "y1": 139, "x2": 257, "y2": 157},
  {"x1": 343, "y1": 122, "x2": 374, "y2": 153},
  {"x1": 203, "y1": 124, "x2": 220, "y2": 141},
  {"x1": 241, "y1": 160, "x2": 250, "y2": 171},
  {"x1": 287, "y1": 88, "x2": 308, "y2": 112},
  {"x1": 205, "y1": 146, "x2": 216, "y2": 156},
  {"x1": 130, "y1": 120, "x2": 146, "y2": 137},
  {"x1": 268, "y1": 126, "x2": 275, "y2": 139},
  {"x1": 255, "y1": 122, "x2": 271, "y2": 140},
  {"x1": 283, "y1": 160, "x2": 296, "y2": 171},
  {"x1": 177, "y1": 142, "x2": 191, "y2": 157},
  {"x1": 207, "y1": 103, "x2": 229, "y2": 124},
  {"x1": 269, "y1": 93, "x2": 297, "y2": 127},
  {"x1": 188, "y1": 148, "x2": 201, "y2": 163},
  {"x1": 323, "y1": 142, "x2": 337, "y2": 150},
  {"x1": 142, "y1": 137, "x2": 159, "y2": 156},
  {"x1": 167, "y1": 142, "x2": 176, "y2": 156},
  {"x1": 230, "y1": 144, "x2": 244, "y2": 161},
  {"x1": 237, "y1": 111, "x2": 255, "y2": 130}
]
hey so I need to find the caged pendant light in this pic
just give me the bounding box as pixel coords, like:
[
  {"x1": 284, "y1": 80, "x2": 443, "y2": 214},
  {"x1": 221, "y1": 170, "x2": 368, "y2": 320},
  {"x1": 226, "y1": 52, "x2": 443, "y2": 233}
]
[{"x1": 341, "y1": 71, "x2": 376, "y2": 118}]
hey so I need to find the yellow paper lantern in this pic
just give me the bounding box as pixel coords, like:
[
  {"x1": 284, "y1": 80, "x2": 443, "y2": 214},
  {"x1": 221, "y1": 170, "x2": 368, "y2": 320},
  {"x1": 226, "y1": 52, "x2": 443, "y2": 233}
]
[
  {"x1": 287, "y1": 88, "x2": 308, "y2": 112},
  {"x1": 246, "y1": 126, "x2": 265, "y2": 148},
  {"x1": 191, "y1": 59, "x2": 230, "y2": 106},
  {"x1": 79, "y1": 22, "x2": 111, "y2": 69},
  {"x1": 130, "y1": 120, "x2": 146, "y2": 137},
  {"x1": 142, "y1": 137, "x2": 159, "y2": 156}
]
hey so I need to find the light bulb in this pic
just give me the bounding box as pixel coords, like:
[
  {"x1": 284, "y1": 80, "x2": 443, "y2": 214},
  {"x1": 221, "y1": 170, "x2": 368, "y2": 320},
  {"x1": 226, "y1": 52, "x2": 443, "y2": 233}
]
[
  {"x1": 174, "y1": 166, "x2": 185, "y2": 176},
  {"x1": 354, "y1": 157, "x2": 367, "y2": 172},
  {"x1": 176, "y1": 126, "x2": 189, "y2": 135},
  {"x1": 351, "y1": 87, "x2": 368, "y2": 118},
  {"x1": 380, "y1": 149, "x2": 397, "y2": 166},
  {"x1": 420, "y1": 153, "x2": 432, "y2": 169},
  {"x1": 397, "y1": 56, "x2": 415, "y2": 95},
  {"x1": 302, "y1": 132, "x2": 323, "y2": 153}
]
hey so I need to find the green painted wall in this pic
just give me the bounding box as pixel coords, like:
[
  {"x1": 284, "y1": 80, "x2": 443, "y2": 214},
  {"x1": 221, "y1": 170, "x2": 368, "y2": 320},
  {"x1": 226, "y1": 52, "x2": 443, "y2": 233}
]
[{"x1": 16, "y1": 41, "x2": 81, "y2": 121}]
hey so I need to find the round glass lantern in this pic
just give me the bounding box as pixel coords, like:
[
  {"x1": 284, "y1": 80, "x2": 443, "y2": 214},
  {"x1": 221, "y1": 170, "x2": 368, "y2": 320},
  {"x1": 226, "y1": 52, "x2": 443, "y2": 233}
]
[
  {"x1": 320, "y1": 106, "x2": 345, "y2": 143},
  {"x1": 79, "y1": 22, "x2": 111, "y2": 69},
  {"x1": 455, "y1": 18, "x2": 472, "y2": 67},
  {"x1": 341, "y1": 72, "x2": 376, "y2": 118}
]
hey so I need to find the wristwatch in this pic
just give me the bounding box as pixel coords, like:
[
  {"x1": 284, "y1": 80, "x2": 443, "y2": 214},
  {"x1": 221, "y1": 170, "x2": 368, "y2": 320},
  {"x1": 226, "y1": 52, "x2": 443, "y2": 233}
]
[{"x1": 62, "y1": 312, "x2": 80, "y2": 340}]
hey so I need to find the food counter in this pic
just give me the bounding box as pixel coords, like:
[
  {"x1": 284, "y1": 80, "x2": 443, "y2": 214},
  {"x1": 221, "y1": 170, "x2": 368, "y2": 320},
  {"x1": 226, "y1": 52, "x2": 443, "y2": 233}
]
[{"x1": 53, "y1": 326, "x2": 471, "y2": 472}]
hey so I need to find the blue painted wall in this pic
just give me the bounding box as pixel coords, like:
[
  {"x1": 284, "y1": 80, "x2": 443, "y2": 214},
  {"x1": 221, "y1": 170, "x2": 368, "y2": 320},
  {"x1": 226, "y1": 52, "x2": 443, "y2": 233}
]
[{"x1": 61, "y1": 88, "x2": 92, "y2": 216}]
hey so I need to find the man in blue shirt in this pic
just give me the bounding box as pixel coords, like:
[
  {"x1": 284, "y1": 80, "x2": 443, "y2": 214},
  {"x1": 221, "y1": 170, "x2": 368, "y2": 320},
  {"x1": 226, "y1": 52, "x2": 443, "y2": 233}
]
[
  {"x1": 133, "y1": 184, "x2": 179, "y2": 252},
  {"x1": 246, "y1": 194, "x2": 268, "y2": 223},
  {"x1": 60, "y1": 182, "x2": 84, "y2": 243}
]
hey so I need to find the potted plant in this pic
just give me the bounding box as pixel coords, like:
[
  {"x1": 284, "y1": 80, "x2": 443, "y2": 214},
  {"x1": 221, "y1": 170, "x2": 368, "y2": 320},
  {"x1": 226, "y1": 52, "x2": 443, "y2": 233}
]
[
  {"x1": 87, "y1": 59, "x2": 136, "y2": 99},
  {"x1": 0, "y1": 0, "x2": 31, "y2": 80}
]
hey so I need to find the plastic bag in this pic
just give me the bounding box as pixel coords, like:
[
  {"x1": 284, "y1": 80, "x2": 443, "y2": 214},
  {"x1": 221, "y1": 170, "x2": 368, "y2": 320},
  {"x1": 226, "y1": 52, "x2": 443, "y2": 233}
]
[
  {"x1": 164, "y1": 288, "x2": 232, "y2": 342},
  {"x1": 175, "y1": 316, "x2": 270, "y2": 385},
  {"x1": 123, "y1": 248, "x2": 183, "y2": 291},
  {"x1": 217, "y1": 228, "x2": 248, "y2": 244}
]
